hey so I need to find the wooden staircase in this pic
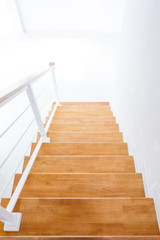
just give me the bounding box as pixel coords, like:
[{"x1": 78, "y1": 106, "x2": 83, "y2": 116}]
[{"x1": 0, "y1": 102, "x2": 159, "y2": 239}]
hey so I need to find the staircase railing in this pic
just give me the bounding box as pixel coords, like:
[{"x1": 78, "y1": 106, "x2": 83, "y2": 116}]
[{"x1": 0, "y1": 62, "x2": 60, "y2": 231}]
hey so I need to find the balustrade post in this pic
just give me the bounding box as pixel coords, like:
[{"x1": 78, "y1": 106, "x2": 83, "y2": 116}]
[
  {"x1": 26, "y1": 84, "x2": 50, "y2": 143},
  {"x1": 0, "y1": 206, "x2": 22, "y2": 231},
  {"x1": 49, "y1": 62, "x2": 60, "y2": 106}
]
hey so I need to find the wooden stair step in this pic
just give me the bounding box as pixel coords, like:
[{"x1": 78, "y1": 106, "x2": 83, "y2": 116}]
[
  {"x1": 47, "y1": 132, "x2": 123, "y2": 142},
  {"x1": 52, "y1": 116, "x2": 116, "y2": 124},
  {"x1": 1, "y1": 101, "x2": 159, "y2": 238},
  {"x1": 13, "y1": 173, "x2": 145, "y2": 198},
  {"x1": 57, "y1": 106, "x2": 111, "y2": 112},
  {"x1": 55, "y1": 111, "x2": 113, "y2": 117},
  {"x1": 0, "y1": 198, "x2": 159, "y2": 236},
  {"x1": 0, "y1": 237, "x2": 159, "y2": 240},
  {"x1": 24, "y1": 155, "x2": 135, "y2": 173},
  {"x1": 49, "y1": 124, "x2": 119, "y2": 132},
  {"x1": 31, "y1": 143, "x2": 128, "y2": 155},
  {"x1": 60, "y1": 102, "x2": 109, "y2": 106}
]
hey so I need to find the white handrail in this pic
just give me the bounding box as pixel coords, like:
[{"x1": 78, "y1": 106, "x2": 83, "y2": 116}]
[
  {"x1": 0, "y1": 104, "x2": 30, "y2": 138},
  {"x1": 0, "y1": 68, "x2": 50, "y2": 108},
  {"x1": 0, "y1": 82, "x2": 50, "y2": 138},
  {"x1": 0, "y1": 118, "x2": 35, "y2": 168},
  {"x1": 26, "y1": 84, "x2": 48, "y2": 139},
  {"x1": 0, "y1": 62, "x2": 60, "y2": 231},
  {"x1": 0, "y1": 92, "x2": 53, "y2": 169},
  {"x1": 0, "y1": 97, "x2": 53, "y2": 198},
  {"x1": 0, "y1": 133, "x2": 37, "y2": 198},
  {"x1": 6, "y1": 103, "x2": 58, "y2": 213}
]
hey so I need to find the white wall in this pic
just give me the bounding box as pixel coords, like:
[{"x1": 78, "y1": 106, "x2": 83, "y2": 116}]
[
  {"x1": 0, "y1": 32, "x2": 118, "y2": 102},
  {"x1": 110, "y1": 0, "x2": 160, "y2": 226},
  {"x1": 16, "y1": 0, "x2": 126, "y2": 33},
  {"x1": 0, "y1": 0, "x2": 119, "y2": 101}
]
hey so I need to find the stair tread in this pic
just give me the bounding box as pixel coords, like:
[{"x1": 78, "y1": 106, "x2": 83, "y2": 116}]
[
  {"x1": 53, "y1": 116, "x2": 115, "y2": 119},
  {"x1": 56, "y1": 107, "x2": 111, "y2": 112},
  {"x1": 55, "y1": 111, "x2": 113, "y2": 117},
  {"x1": 24, "y1": 155, "x2": 135, "y2": 173},
  {"x1": 53, "y1": 119, "x2": 116, "y2": 124},
  {"x1": 0, "y1": 198, "x2": 159, "y2": 236},
  {"x1": 31, "y1": 142, "x2": 128, "y2": 155},
  {"x1": 60, "y1": 102, "x2": 110, "y2": 106},
  {"x1": 47, "y1": 131, "x2": 123, "y2": 142},
  {"x1": 49, "y1": 123, "x2": 119, "y2": 132},
  {"x1": 13, "y1": 173, "x2": 144, "y2": 198},
  {"x1": 52, "y1": 116, "x2": 116, "y2": 123}
]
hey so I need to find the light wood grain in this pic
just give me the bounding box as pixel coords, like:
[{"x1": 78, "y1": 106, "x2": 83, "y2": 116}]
[
  {"x1": 49, "y1": 124, "x2": 119, "y2": 132},
  {"x1": 52, "y1": 116, "x2": 116, "y2": 124},
  {"x1": 47, "y1": 132, "x2": 123, "y2": 142},
  {"x1": 1, "y1": 101, "x2": 159, "y2": 237},
  {"x1": 60, "y1": 102, "x2": 109, "y2": 106},
  {"x1": 0, "y1": 236, "x2": 159, "y2": 240},
  {"x1": 57, "y1": 106, "x2": 111, "y2": 112},
  {"x1": 0, "y1": 198, "x2": 159, "y2": 236},
  {"x1": 0, "y1": 237, "x2": 160, "y2": 240},
  {"x1": 23, "y1": 155, "x2": 135, "y2": 173},
  {"x1": 31, "y1": 143, "x2": 128, "y2": 155},
  {"x1": 55, "y1": 111, "x2": 113, "y2": 117},
  {"x1": 13, "y1": 173, "x2": 145, "y2": 198}
]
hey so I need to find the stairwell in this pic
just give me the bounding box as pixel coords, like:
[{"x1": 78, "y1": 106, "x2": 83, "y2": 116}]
[{"x1": 0, "y1": 102, "x2": 159, "y2": 239}]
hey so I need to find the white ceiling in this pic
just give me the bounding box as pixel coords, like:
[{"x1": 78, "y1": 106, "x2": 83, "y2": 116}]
[{"x1": 15, "y1": 0, "x2": 126, "y2": 33}]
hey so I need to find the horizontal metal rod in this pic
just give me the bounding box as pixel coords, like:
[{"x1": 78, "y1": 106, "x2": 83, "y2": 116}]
[
  {"x1": 0, "y1": 100, "x2": 53, "y2": 197},
  {"x1": 0, "y1": 118, "x2": 36, "y2": 169},
  {"x1": 6, "y1": 137, "x2": 43, "y2": 212},
  {"x1": 0, "y1": 63, "x2": 59, "y2": 227},
  {"x1": 0, "y1": 94, "x2": 52, "y2": 169},
  {"x1": 0, "y1": 104, "x2": 30, "y2": 138},
  {"x1": 0, "y1": 132, "x2": 37, "y2": 198},
  {"x1": 0, "y1": 68, "x2": 50, "y2": 108},
  {"x1": 0, "y1": 82, "x2": 51, "y2": 138},
  {"x1": 6, "y1": 102, "x2": 57, "y2": 212}
]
